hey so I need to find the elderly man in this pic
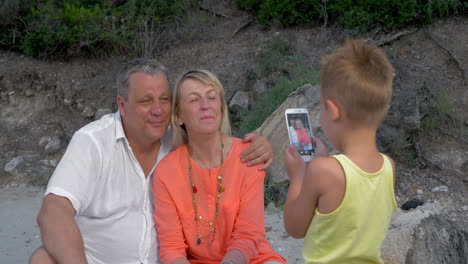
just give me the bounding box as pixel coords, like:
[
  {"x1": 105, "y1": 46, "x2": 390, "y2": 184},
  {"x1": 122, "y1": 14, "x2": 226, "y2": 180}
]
[{"x1": 29, "y1": 59, "x2": 273, "y2": 264}]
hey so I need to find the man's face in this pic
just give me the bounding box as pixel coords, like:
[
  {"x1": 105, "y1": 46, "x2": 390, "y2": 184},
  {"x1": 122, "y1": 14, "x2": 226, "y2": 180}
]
[
  {"x1": 292, "y1": 119, "x2": 298, "y2": 129},
  {"x1": 117, "y1": 72, "x2": 171, "y2": 146}
]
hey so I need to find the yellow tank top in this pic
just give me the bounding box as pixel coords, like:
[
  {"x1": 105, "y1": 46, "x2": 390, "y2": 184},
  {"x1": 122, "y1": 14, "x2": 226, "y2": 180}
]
[{"x1": 303, "y1": 154, "x2": 397, "y2": 264}]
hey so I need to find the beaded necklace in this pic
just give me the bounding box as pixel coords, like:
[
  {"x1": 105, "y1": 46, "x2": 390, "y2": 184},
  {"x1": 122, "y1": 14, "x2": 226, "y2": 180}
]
[{"x1": 188, "y1": 139, "x2": 225, "y2": 245}]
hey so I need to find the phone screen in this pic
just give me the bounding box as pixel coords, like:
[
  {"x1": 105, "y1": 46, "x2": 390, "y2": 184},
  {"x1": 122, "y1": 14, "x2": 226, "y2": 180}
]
[{"x1": 286, "y1": 112, "x2": 314, "y2": 156}]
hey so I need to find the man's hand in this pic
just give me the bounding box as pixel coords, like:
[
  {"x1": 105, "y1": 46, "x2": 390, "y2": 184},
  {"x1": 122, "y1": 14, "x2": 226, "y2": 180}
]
[
  {"x1": 240, "y1": 133, "x2": 273, "y2": 170},
  {"x1": 284, "y1": 145, "x2": 306, "y2": 183}
]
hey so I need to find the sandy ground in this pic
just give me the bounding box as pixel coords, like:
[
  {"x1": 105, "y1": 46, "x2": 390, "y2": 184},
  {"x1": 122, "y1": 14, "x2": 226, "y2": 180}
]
[
  {"x1": 0, "y1": 186, "x2": 303, "y2": 264},
  {"x1": 0, "y1": 186, "x2": 43, "y2": 264}
]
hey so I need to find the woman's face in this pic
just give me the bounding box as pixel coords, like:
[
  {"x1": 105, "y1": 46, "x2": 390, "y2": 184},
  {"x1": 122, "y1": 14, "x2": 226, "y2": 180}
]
[
  {"x1": 296, "y1": 120, "x2": 304, "y2": 129},
  {"x1": 177, "y1": 79, "x2": 222, "y2": 136}
]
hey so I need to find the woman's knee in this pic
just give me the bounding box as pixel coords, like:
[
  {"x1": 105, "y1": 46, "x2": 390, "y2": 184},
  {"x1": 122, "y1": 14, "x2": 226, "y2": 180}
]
[{"x1": 29, "y1": 247, "x2": 56, "y2": 264}]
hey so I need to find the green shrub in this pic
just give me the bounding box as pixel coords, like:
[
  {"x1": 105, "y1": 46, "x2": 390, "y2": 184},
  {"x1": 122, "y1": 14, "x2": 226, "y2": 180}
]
[
  {"x1": 237, "y1": 0, "x2": 321, "y2": 26},
  {"x1": 237, "y1": 0, "x2": 467, "y2": 30},
  {"x1": 234, "y1": 36, "x2": 319, "y2": 137},
  {"x1": 264, "y1": 172, "x2": 288, "y2": 207},
  {"x1": 330, "y1": 0, "x2": 417, "y2": 31},
  {"x1": 0, "y1": 0, "x2": 187, "y2": 58}
]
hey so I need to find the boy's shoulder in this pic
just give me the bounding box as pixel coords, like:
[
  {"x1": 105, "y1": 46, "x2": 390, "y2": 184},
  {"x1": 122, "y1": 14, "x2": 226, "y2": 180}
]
[{"x1": 306, "y1": 156, "x2": 345, "y2": 186}]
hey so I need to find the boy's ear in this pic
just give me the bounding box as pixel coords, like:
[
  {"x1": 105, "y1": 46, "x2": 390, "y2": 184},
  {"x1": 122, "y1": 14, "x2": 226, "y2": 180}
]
[{"x1": 326, "y1": 99, "x2": 341, "y2": 121}]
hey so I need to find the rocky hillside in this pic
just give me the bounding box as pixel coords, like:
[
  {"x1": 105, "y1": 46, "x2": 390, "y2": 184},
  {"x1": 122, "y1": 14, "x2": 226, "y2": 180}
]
[{"x1": 0, "y1": 2, "x2": 467, "y2": 263}]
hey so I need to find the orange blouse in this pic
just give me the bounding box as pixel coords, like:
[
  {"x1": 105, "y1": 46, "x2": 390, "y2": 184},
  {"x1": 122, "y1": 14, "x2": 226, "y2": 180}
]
[{"x1": 153, "y1": 138, "x2": 285, "y2": 264}]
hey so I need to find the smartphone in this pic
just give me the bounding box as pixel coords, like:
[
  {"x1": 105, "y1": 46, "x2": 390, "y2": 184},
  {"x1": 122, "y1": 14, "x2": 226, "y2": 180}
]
[{"x1": 285, "y1": 108, "x2": 314, "y2": 162}]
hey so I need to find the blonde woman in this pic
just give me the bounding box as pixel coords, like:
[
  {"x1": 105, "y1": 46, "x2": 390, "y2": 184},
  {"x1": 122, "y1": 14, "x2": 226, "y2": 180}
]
[{"x1": 153, "y1": 70, "x2": 285, "y2": 264}]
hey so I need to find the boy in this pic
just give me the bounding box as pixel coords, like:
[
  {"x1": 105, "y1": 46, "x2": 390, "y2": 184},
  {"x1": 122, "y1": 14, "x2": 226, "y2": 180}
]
[{"x1": 284, "y1": 39, "x2": 397, "y2": 264}]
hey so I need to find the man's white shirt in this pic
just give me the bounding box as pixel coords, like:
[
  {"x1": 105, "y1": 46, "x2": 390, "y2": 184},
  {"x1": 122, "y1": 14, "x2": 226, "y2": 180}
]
[{"x1": 45, "y1": 112, "x2": 171, "y2": 264}]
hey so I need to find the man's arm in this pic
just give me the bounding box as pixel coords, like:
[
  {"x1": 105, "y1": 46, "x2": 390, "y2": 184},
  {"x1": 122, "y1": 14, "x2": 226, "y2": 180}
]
[
  {"x1": 37, "y1": 194, "x2": 87, "y2": 264},
  {"x1": 240, "y1": 133, "x2": 273, "y2": 170},
  {"x1": 221, "y1": 249, "x2": 246, "y2": 264},
  {"x1": 169, "y1": 258, "x2": 190, "y2": 264}
]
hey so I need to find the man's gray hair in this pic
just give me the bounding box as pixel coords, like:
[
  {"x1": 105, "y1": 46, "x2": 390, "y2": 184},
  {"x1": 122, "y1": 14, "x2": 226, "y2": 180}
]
[{"x1": 116, "y1": 58, "x2": 168, "y2": 100}]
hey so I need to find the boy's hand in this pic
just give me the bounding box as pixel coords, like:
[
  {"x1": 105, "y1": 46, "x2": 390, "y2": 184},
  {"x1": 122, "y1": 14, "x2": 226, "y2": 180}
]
[
  {"x1": 241, "y1": 133, "x2": 273, "y2": 170},
  {"x1": 284, "y1": 145, "x2": 306, "y2": 182},
  {"x1": 312, "y1": 137, "x2": 329, "y2": 157}
]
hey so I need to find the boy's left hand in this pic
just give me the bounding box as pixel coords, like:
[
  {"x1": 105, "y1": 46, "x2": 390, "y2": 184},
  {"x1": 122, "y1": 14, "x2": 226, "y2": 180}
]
[
  {"x1": 241, "y1": 133, "x2": 273, "y2": 170},
  {"x1": 284, "y1": 145, "x2": 306, "y2": 182}
]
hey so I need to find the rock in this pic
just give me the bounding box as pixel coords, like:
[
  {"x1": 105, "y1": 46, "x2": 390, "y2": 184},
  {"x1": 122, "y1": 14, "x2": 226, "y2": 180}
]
[
  {"x1": 256, "y1": 84, "x2": 322, "y2": 183},
  {"x1": 44, "y1": 137, "x2": 61, "y2": 154},
  {"x1": 381, "y1": 202, "x2": 442, "y2": 263},
  {"x1": 4, "y1": 156, "x2": 24, "y2": 173},
  {"x1": 402, "y1": 99, "x2": 421, "y2": 131},
  {"x1": 461, "y1": 160, "x2": 468, "y2": 172},
  {"x1": 38, "y1": 136, "x2": 50, "y2": 148},
  {"x1": 401, "y1": 199, "x2": 424, "y2": 210},
  {"x1": 25, "y1": 89, "x2": 34, "y2": 97},
  {"x1": 265, "y1": 202, "x2": 277, "y2": 215},
  {"x1": 229, "y1": 91, "x2": 249, "y2": 112},
  {"x1": 77, "y1": 99, "x2": 85, "y2": 111},
  {"x1": 95, "y1": 108, "x2": 113, "y2": 120},
  {"x1": 405, "y1": 216, "x2": 468, "y2": 264},
  {"x1": 80, "y1": 106, "x2": 95, "y2": 118},
  {"x1": 431, "y1": 185, "x2": 449, "y2": 192},
  {"x1": 254, "y1": 80, "x2": 268, "y2": 94}
]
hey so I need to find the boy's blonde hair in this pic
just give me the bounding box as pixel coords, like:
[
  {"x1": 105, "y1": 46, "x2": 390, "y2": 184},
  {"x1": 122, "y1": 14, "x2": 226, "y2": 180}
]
[
  {"x1": 320, "y1": 39, "x2": 394, "y2": 125},
  {"x1": 171, "y1": 69, "x2": 231, "y2": 149}
]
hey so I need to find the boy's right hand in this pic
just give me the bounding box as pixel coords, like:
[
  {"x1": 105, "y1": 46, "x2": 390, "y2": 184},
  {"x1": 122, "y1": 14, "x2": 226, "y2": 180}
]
[
  {"x1": 284, "y1": 145, "x2": 306, "y2": 182},
  {"x1": 312, "y1": 137, "x2": 329, "y2": 157}
]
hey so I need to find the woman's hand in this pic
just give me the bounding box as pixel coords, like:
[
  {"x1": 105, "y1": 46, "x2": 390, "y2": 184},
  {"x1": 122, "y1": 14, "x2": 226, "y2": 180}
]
[{"x1": 240, "y1": 133, "x2": 273, "y2": 170}]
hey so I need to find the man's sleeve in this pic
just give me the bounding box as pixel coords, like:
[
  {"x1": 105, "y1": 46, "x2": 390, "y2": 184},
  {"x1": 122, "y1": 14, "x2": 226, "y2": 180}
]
[{"x1": 45, "y1": 131, "x2": 102, "y2": 215}]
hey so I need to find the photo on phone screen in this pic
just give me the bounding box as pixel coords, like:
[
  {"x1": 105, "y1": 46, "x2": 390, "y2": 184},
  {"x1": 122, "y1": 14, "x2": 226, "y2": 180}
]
[{"x1": 285, "y1": 109, "x2": 314, "y2": 160}]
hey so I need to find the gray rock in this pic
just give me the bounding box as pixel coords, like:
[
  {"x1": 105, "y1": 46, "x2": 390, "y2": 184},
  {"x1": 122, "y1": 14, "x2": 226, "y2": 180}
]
[
  {"x1": 265, "y1": 202, "x2": 277, "y2": 215},
  {"x1": 229, "y1": 91, "x2": 250, "y2": 112},
  {"x1": 4, "y1": 156, "x2": 24, "y2": 173},
  {"x1": 77, "y1": 99, "x2": 85, "y2": 111},
  {"x1": 381, "y1": 202, "x2": 442, "y2": 263},
  {"x1": 44, "y1": 137, "x2": 61, "y2": 154},
  {"x1": 38, "y1": 136, "x2": 50, "y2": 148},
  {"x1": 80, "y1": 106, "x2": 95, "y2": 118},
  {"x1": 405, "y1": 216, "x2": 468, "y2": 264},
  {"x1": 95, "y1": 108, "x2": 113, "y2": 120},
  {"x1": 25, "y1": 89, "x2": 35, "y2": 97},
  {"x1": 431, "y1": 185, "x2": 449, "y2": 192},
  {"x1": 254, "y1": 80, "x2": 268, "y2": 94}
]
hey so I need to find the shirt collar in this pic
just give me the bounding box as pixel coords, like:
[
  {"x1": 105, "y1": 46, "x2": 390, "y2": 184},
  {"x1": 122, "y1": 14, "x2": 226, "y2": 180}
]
[{"x1": 114, "y1": 110, "x2": 127, "y2": 142}]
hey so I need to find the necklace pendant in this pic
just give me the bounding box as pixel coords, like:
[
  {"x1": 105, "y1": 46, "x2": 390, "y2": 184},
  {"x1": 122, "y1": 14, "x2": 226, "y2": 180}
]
[{"x1": 192, "y1": 185, "x2": 198, "y2": 193}]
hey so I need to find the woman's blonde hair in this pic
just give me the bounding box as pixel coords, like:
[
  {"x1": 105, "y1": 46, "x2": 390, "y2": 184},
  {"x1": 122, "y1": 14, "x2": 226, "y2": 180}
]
[{"x1": 171, "y1": 69, "x2": 231, "y2": 148}]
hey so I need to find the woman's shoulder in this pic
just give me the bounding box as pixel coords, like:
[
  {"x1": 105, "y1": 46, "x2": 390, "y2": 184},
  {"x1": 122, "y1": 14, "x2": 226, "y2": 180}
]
[
  {"x1": 227, "y1": 137, "x2": 265, "y2": 173},
  {"x1": 228, "y1": 137, "x2": 249, "y2": 156}
]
